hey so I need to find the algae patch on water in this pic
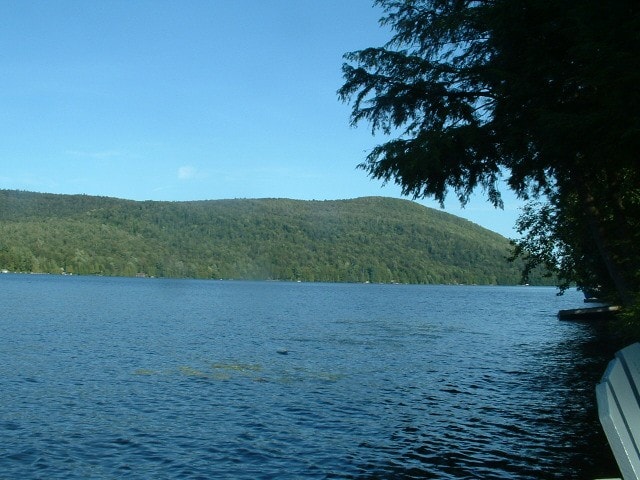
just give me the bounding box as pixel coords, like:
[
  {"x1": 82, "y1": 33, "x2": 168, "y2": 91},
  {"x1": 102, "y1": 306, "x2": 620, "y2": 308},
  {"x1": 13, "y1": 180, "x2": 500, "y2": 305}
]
[
  {"x1": 210, "y1": 362, "x2": 263, "y2": 373},
  {"x1": 132, "y1": 363, "x2": 265, "y2": 381},
  {"x1": 175, "y1": 363, "x2": 265, "y2": 381},
  {"x1": 178, "y1": 366, "x2": 209, "y2": 378},
  {"x1": 132, "y1": 362, "x2": 343, "y2": 385}
]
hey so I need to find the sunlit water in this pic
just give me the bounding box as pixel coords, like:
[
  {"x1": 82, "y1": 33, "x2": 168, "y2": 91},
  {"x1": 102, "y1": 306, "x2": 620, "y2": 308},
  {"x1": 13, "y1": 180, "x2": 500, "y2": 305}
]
[{"x1": 0, "y1": 275, "x2": 619, "y2": 479}]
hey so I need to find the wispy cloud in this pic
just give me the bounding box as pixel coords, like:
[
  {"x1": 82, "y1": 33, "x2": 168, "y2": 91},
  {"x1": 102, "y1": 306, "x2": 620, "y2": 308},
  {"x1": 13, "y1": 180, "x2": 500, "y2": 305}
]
[
  {"x1": 65, "y1": 149, "x2": 126, "y2": 160},
  {"x1": 178, "y1": 165, "x2": 197, "y2": 180}
]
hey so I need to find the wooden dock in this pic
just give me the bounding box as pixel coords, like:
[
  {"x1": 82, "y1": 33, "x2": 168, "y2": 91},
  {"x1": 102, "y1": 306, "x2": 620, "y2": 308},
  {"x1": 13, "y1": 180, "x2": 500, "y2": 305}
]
[{"x1": 558, "y1": 305, "x2": 621, "y2": 321}]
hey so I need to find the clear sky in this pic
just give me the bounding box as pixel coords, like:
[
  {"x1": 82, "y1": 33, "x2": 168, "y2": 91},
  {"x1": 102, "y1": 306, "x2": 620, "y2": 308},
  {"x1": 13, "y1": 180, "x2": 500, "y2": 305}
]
[{"x1": 0, "y1": 0, "x2": 523, "y2": 238}]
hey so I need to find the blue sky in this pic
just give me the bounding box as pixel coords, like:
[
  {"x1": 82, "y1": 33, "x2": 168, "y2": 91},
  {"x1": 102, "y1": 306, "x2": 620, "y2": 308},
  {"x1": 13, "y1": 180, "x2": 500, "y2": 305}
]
[{"x1": 0, "y1": 0, "x2": 523, "y2": 237}]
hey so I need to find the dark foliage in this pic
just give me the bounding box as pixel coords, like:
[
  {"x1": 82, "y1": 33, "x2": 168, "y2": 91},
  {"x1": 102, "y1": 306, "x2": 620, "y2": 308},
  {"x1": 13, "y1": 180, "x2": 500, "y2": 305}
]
[{"x1": 339, "y1": 0, "x2": 640, "y2": 304}]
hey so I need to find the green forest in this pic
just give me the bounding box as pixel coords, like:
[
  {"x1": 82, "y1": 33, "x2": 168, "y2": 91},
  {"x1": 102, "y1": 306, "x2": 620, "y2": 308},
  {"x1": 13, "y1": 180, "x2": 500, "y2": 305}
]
[{"x1": 0, "y1": 190, "x2": 550, "y2": 285}]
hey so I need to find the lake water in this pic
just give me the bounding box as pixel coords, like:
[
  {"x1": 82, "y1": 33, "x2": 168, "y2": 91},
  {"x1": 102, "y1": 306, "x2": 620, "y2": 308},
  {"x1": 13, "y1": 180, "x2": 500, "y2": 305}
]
[{"x1": 0, "y1": 274, "x2": 620, "y2": 479}]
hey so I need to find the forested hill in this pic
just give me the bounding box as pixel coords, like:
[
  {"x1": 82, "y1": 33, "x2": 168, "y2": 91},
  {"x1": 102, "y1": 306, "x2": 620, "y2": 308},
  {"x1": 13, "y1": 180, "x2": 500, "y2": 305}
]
[{"x1": 0, "y1": 190, "x2": 543, "y2": 284}]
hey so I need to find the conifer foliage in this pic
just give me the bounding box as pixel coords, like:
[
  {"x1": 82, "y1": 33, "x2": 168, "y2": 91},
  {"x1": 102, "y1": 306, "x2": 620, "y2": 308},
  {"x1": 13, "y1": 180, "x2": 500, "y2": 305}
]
[{"x1": 339, "y1": 0, "x2": 640, "y2": 304}]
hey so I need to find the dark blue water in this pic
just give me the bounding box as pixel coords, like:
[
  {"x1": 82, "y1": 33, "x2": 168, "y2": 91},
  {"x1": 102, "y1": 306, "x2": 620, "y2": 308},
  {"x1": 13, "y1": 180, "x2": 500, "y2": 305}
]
[{"x1": 0, "y1": 275, "x2": 619, "y2": 478}]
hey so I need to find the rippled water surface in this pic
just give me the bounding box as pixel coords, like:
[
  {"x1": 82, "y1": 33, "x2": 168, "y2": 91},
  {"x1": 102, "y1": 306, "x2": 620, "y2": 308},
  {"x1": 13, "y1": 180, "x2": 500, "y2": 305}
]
[{"x1": 0, "y1": 275, "x2": 620, "y2": 478}]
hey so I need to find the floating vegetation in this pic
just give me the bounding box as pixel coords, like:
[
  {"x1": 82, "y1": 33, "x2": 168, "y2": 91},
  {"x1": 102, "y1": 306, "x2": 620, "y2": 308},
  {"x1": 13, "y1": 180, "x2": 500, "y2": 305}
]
[
  {"x1": 210, "y1": 363, "x2": 263, "y2": 373},
  {"x1": 178, "y1": 366, "x2": 208, "y2": 378},
  {"x1": 132, "y1": 361, "x2": 344, "y2": 385},
  {"x1": 175, "y1": 363, "x2": 264, "y2": 381}
]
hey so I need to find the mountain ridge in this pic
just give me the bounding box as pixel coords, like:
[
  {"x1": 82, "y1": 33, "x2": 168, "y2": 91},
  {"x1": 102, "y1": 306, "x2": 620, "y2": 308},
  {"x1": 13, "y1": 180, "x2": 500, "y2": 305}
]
[{"x1": 0, "y1": 189, "x2": 544, "y2": 284}]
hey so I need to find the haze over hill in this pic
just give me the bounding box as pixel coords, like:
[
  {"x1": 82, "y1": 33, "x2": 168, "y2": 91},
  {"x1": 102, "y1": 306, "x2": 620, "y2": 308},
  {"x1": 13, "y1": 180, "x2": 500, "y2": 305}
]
[{"x1": 0, "y1": 190, "x2": 545, "y2": 285}]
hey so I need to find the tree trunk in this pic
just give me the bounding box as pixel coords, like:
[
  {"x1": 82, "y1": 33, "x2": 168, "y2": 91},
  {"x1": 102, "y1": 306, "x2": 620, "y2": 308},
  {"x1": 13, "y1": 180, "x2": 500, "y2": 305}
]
[{"x1": 581, "y1": 190, "x2": 635, "y2": 306}]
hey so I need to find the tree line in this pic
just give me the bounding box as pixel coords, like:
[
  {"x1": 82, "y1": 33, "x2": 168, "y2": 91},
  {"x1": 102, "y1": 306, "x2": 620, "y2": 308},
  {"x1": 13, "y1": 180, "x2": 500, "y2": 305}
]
[{"x1": 0, "y1": 190, "x2": 550, "y2": 285}]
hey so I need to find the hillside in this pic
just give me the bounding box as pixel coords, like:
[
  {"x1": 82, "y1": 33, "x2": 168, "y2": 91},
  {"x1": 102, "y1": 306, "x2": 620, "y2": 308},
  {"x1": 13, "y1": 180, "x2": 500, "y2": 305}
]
[{"x1": 0, "y1": 190, "x2": 544, "y2": 284}]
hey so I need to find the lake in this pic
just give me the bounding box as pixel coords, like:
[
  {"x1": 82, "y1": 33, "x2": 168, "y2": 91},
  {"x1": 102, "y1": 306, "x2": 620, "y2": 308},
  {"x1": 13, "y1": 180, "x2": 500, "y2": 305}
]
[{"x1": 0, "y1": 274, "x2": 620, "y2": 479}]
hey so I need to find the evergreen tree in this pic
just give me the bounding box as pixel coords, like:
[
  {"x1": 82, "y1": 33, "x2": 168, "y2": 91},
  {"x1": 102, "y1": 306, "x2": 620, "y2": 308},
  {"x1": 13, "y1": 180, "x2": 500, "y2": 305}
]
[{"x1": 339, "y1": 0, "x2": 640, "y2": 305}]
